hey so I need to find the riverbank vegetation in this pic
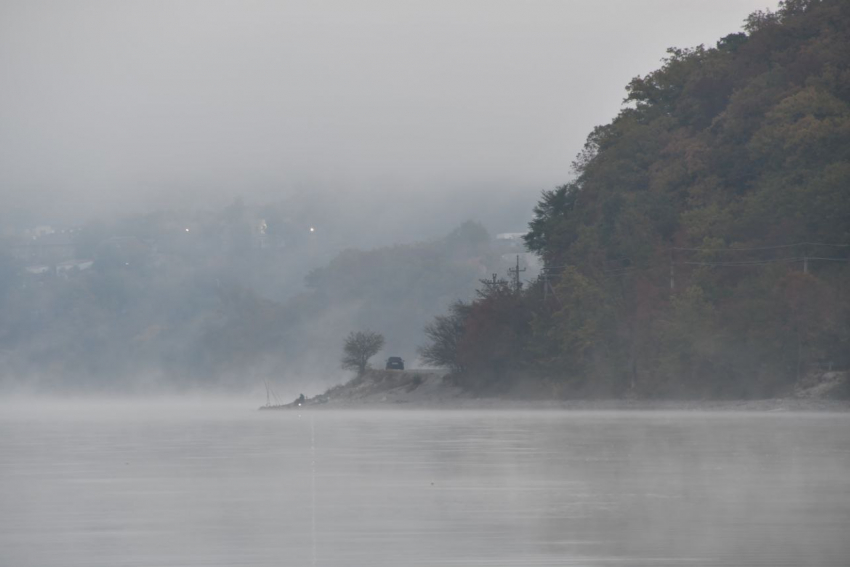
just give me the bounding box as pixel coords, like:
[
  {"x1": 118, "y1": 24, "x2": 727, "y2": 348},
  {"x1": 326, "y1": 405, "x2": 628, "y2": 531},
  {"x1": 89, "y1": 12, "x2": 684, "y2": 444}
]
[{"x1": 421, "y1": 0, "x2": 850, "y2": 398}]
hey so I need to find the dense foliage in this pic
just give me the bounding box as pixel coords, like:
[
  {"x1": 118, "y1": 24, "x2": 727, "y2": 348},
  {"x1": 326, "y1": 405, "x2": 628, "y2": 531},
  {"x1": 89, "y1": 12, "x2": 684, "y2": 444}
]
[{"x1": 423, "y1": 0, "x2": 850, "y2": 398}]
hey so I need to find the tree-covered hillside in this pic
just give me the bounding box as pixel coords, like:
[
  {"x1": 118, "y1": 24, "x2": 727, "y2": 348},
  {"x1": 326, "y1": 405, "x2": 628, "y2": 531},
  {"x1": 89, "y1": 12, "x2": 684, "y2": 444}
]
[
  {"x1": 0, "y1": 218, "x2": 499, "y2": 391},
  {"x1": 424, "y1": 0, "x2": 850, "y2": 398}
]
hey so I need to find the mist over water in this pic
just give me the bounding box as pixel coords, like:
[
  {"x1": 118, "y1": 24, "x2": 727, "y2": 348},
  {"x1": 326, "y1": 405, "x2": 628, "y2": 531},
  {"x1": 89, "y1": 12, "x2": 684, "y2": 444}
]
[
  {"x1": 2, "y1": 402, "x2": 849, "y2": 566},
  {"x1": 2, "y1": 1, "x2": 849, "y2": 565}
]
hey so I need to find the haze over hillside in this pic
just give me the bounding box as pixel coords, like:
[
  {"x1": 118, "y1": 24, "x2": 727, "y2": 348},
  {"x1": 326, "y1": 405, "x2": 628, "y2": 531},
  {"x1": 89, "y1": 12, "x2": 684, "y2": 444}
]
[
  {"x1": 1, "y1": 1, "x2": 768, "y2": 229},
  {"x1": 2, "y1": 0, "x2": 846, "y2": 399}
]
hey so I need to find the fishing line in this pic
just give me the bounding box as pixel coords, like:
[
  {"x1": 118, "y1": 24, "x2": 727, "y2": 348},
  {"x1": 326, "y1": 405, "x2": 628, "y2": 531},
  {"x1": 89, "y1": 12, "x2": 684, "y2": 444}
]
[{"x1": 311, "y1": 414, "x2": 316, "y2": 567}]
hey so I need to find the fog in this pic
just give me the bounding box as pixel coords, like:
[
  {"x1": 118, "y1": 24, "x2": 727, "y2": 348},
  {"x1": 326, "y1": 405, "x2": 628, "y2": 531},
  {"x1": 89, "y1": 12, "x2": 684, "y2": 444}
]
[
  {"x1": 3, "y1": 4, "x2": 849, "y2": 564},
  {"x1": 2, "y1": 0, "x2": 768, "y2": 230},
  {"x1": 2, "y1": 405, "x2": 849, "y2": 566},
  {"x1": 1, "y1": 0, "x2": 783, "y2": 395}
]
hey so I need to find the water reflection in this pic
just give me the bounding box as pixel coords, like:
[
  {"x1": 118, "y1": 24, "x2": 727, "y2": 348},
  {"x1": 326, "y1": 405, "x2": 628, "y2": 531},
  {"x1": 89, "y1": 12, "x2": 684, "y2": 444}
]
[{"x1": 1, "y1": 406, "x2": 848, "y2": 566}]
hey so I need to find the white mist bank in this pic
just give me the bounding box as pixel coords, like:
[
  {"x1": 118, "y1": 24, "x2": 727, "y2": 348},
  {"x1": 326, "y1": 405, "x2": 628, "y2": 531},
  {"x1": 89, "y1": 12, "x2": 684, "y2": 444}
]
[{"x1": 2, "y1": 407, "x2": 850, "y2": 566}]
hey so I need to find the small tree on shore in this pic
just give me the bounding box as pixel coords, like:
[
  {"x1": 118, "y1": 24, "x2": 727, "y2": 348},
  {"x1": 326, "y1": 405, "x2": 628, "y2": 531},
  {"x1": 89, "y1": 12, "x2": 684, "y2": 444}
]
[
  {"x1": 418, "y1": 301, "x2": 470, "y2": 372},
  {"x1": 342, "y1": 330, "x2": 385, "y2": 375}
]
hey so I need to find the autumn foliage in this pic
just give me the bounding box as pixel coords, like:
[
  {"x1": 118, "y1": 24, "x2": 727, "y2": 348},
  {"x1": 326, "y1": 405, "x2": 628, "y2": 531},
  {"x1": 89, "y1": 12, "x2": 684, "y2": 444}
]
[{"x1": 421, "y1": 0, "x2": 850, "y2": 398}]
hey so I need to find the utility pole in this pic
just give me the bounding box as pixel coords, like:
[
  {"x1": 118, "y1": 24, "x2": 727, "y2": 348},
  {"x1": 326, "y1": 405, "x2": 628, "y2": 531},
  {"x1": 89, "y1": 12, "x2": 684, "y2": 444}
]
[
  {"x1": 478, "y1": 273, "x2": 508, "y2": 297},
  {"x1": 540, "y1": 266, "x2": 562, "y2": 305},
  {"x1": 509, "y1": 255, "x2": 526, "y2": 294}
]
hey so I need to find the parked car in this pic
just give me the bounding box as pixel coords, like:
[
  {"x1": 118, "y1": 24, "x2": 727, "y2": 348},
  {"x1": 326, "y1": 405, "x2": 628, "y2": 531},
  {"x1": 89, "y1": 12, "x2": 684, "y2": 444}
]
[{"x1": 386, "y1": 356, "x2": 405, "y2": 370}]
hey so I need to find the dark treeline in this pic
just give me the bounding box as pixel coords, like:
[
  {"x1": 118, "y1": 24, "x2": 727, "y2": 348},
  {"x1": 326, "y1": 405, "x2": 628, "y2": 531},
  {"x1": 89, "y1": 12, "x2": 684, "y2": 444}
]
[{"x1": 421, "y1": 0, "x2": 850, "y2": 398}]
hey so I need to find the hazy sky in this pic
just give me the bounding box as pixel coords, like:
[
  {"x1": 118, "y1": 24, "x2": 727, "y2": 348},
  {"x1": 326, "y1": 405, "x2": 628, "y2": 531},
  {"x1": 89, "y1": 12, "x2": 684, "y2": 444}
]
[{"x1": 1, "y1": 0, "x2": 772, "y2": 228}]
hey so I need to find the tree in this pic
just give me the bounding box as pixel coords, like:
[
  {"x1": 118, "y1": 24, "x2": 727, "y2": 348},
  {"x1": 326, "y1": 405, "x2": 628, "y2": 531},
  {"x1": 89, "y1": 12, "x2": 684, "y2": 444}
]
[
  {"x1": 424, "y1": 0, "x2": 850, "y2": 398},
  {"x1": 341, "y1": 330, "x2": 385, "y2": 375},
  {"x1": 454, "y1": 279, "x2": 532, "y2": 390},
  {"x1": 418, "y1": 301, "x2": 470, "y2": 372}
]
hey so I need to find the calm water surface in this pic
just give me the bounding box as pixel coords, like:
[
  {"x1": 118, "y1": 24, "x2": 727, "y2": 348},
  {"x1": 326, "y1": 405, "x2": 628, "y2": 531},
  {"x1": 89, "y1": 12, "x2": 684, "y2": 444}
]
[{"x1": 1, "y1": 402, "x2": 849, "y2": 566}]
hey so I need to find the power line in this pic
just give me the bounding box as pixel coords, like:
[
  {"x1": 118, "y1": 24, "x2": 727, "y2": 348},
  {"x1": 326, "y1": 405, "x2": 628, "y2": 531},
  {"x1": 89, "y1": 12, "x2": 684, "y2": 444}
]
[
  {"x1": 602, "y1": 265, "x2": 665, "y2": 276},
  {"x1": 672, "y1": 243, "x2": 800, "y2": 252},
  {"x1": 602, "y1": 255, "x2": 848, "y2": 277},
  {"x1": 536, "y1": 242, "x2": 848, "y2": 299},
  {"x1": 679, "y1": 257, "x2": 806, "y2": 266},
  {"x1": 534, "y1": 242, "x2": 849, "y2": 304},
  {"x1": 541, "y1": 242, "x2": 849, "y2": 271},
  {"x1": 680, "y1": 256, "x2": 850, "y2": 266},
  {"x1": 670, "y1": 242, "x2": 850, "y2": 252}
]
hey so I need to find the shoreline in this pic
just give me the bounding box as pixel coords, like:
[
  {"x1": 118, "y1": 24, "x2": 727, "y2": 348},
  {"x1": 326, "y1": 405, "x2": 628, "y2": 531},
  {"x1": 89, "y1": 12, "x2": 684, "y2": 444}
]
[
  {"x1": 262, "y1": 398, "x2": 850, "y2": 412},
  {"x1": 262, "y1": 370, "x2": 850, "y2": 413}
]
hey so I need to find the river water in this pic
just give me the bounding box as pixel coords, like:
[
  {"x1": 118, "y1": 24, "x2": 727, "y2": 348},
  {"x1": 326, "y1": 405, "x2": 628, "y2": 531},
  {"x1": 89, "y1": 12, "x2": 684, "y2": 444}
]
[{"x1": 1, "y1": 401, "x2": 849, "y2": 566}]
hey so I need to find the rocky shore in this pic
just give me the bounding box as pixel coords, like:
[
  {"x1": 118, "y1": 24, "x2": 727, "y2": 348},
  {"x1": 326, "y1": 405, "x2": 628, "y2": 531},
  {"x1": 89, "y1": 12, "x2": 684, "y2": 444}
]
[{"x1": 260, "y1": 369, "x2": 850, "y2": 412}]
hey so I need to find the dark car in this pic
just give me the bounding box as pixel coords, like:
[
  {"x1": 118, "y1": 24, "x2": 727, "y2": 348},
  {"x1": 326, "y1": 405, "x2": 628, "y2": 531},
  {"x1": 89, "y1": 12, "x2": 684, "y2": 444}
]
[{"x1": 386, "y1": 356, "x2": 404, "y2": 370}]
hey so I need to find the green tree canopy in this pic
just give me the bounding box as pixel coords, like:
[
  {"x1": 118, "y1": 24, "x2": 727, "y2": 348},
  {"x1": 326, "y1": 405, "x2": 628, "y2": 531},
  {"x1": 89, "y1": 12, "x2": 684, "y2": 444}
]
[{"x1": 440, "y1": 0, "x2": 850, "y2": 398}]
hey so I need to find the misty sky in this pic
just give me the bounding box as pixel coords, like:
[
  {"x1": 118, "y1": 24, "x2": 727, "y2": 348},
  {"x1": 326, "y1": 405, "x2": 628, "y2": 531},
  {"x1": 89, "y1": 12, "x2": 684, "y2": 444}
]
[{"x1": 1, "y1": 0, "x2": 772, "y2": 228}]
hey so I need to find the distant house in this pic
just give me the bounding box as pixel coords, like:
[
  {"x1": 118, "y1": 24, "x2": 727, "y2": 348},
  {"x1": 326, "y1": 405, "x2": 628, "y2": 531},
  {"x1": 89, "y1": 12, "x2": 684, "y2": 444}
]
[
  {"x1": 252, "y1": 218, "x2": 270, "y2": 249},
  {"x1": 496, "y1": 232, "x2": 527, "y2": 241},
  {"x1": 11, "y1": 231, "x2": 75, "y2": 265},
  {"x1": 23, "y1": 259, "x2": 93, "y2": 278},
  {"x1": 28, "y1": 225, "x2": 55, "y2": 238},
  {"x1": 24, "y1": 265, "x2": 51, "y2": 275},
  {"x1": 56, "y1": 260, "x2": 94, "y2": 276},
  {"x1": 493, "y1": 232, "x2": 542, "y2": 280},
  {"x1": 494, "y1": 232, "x2": 529, "y2": 254}
]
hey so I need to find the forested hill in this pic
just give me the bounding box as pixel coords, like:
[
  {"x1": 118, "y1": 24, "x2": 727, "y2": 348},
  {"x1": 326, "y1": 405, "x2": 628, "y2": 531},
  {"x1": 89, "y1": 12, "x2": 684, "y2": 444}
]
[
  {"x1": 0, "y1": 220, "x2": 502, "y2": 392},
  {"x1": 425, "y1": 0, "x2": 850, "y2": 398}
]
